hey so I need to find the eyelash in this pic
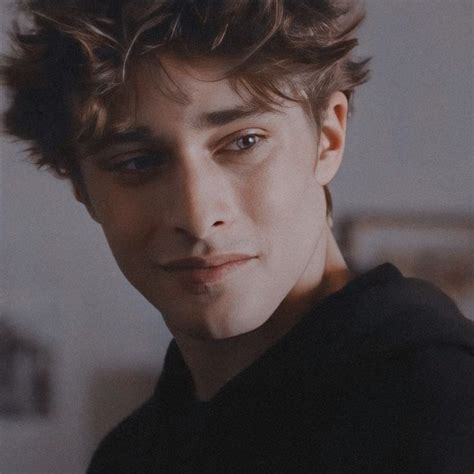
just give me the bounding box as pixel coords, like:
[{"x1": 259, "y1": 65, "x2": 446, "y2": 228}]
[
  {"x1": 109, "y1": 132, "x2": 265, "y2": 174},
  {"x1": 109, "y1": 153, "x2": 161, "y2": 173}
]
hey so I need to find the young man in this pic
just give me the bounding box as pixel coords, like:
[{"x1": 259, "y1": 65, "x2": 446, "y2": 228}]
[{"x1": 2, "y1": 0, "x2": 473, "y2": 472}]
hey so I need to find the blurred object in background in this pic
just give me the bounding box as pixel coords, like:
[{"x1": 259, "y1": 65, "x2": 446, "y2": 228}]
[
  {"x1": 337, "y1": 213, "x2": 473, "y2": 319},
  {"x1": 0, "y1": 317, "x2": 51, "y2": 417}
]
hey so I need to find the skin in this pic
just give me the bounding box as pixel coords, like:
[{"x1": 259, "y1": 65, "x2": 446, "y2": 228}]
[{"x1": 76, "y1": 56, "x2": 352, "y2": 401}]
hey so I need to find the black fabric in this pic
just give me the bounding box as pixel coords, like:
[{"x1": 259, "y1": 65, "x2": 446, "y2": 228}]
[{"x1": 87, "y1": 263, "x2": 474, "y2": 473}]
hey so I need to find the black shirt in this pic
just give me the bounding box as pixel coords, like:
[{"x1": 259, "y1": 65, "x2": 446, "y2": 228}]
[{"x1": 87, "y1": 263, "x2": 474, "y2": 473}]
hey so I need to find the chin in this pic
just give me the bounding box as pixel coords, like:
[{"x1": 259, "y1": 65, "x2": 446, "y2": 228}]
[{"x1": 166, "y1": 304, "x2": 269, "y2": 341}]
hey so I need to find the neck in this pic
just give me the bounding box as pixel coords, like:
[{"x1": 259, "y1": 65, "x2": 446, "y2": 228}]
[{"x1": 174, "y1": 227, "x2": 352, "y2": 402}]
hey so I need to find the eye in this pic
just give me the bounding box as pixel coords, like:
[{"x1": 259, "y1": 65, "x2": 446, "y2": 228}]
[
  {"x1": 225, "y1": 133, "x2": 263, "y2": 152},
  {"x1": 111, "y1": 153, "x2": 163, "y2": 173}
]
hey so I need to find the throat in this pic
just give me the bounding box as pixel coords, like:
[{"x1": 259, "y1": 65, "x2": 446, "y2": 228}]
[
  {"x1": 176, "y1": 329, "x2": 280, "y2": 402},
  {"x1": 174, "y1": 268, "x2": 352, "y2": 403}
]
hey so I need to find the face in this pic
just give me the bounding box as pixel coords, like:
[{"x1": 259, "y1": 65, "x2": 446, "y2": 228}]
[{"x1": 78, "y1": 56, "x2": 346, "y2": 340}]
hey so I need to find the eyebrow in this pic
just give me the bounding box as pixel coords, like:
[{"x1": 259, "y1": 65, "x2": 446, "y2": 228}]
[
  {"x1": 88, "y1": 102, "x2": 276, "y2": 156},
  {"x1": 194, "y1": 102, "x2": 275, "y2": 129},
  {"x1": 86, "y1": 127, "x2": 158, "y2": 157},
  {"x1": 104, "y1": 127, "x2": 154, "y2": 145}
]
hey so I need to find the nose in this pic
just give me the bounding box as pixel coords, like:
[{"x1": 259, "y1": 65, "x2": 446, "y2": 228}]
[{"x1": 168, "y1": 156, "x2": 235, "y2": 241}]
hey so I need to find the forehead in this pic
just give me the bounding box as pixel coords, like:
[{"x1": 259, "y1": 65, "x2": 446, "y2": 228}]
[
  {"x1": 110, "y1": 54, "x2": 307, "y2": 132},
  {"x1": 117, "y1": 55, "x2": 254, "y2": 124}
]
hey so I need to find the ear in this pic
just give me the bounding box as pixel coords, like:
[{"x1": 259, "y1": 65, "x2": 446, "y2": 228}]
[
  {"x1": 315, "y1": 91, "x2": 348, "y2": 185},
  {"x1": 72, "y1": 181, "x2": 100, "y2": 224}
]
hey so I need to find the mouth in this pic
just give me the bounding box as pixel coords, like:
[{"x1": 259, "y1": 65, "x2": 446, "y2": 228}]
[{"x1": 161, "y1": 254, "x2": 257, "y2": 285}]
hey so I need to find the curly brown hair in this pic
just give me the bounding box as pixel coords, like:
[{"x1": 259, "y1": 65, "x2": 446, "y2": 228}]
[{"x1": 1, "y1": 0, "x2": 370, "y2": 216}]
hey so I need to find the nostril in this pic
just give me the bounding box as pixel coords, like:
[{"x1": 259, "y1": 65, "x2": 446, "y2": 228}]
[{"x1": 174, "y1": 219, "x2": 226, "y2": 240}]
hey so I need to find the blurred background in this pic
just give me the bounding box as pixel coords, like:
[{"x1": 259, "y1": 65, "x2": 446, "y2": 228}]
[{"x1": 1, "y1": 1, "x2": 472, "y2": 472}]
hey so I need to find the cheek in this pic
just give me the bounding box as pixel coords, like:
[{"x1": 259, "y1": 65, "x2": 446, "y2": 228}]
[
  {"x1": 243, "y1": 145, "x2": 321, "y2": 233},
  {"x1": 93, "y1": 188, "x2": 157, "y2": 258}
]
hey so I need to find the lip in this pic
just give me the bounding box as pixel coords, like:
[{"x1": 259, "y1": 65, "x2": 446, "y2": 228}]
[{"x1": 161, "y1": 254, "x2": 256, "y2": 285}]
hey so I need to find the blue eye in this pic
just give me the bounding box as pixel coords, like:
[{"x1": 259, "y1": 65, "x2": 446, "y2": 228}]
[
  {"x1": 227, "y1": 134, "x2": 262, "y2": 152},
  {"x1": 237, "y1": 134, "x2": 259, "y2": 149}
]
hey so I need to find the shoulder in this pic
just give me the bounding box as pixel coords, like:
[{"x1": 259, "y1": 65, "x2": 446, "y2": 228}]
[
  {"x1": 342, "y1": 270, "x2": 474, "y2": 470},
  {"x1": 87, "y1": 396, "x2": 163, "y2": 474},
  {"x1": 348, "y1": 268, "x2": 474, "y2": 351},
  {"x1": 347, "y1": 270, "x2": 474, "y2": 403}
]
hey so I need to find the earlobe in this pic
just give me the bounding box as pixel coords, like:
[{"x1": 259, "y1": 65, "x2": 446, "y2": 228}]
[{"x1": 315, "y1": 91, "x2": 348, "y2": 186}]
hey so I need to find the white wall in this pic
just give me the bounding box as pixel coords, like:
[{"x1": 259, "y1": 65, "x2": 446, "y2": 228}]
[
  {"x1": 335, "y1": 0, "x2": 472, "y2": 215},
  {"x1": 1, "y1": 1, "x2": 472, "y2": 472}
]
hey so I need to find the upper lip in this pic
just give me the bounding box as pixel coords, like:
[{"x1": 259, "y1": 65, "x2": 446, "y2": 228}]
[{"x1": 162, "y1": 254, "x2": 255, "y2": 270}]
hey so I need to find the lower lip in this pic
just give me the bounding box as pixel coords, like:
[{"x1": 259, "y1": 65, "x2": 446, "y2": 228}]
[{"x1": 166, "y1": 258, "x2": 255, "y2": 285}]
